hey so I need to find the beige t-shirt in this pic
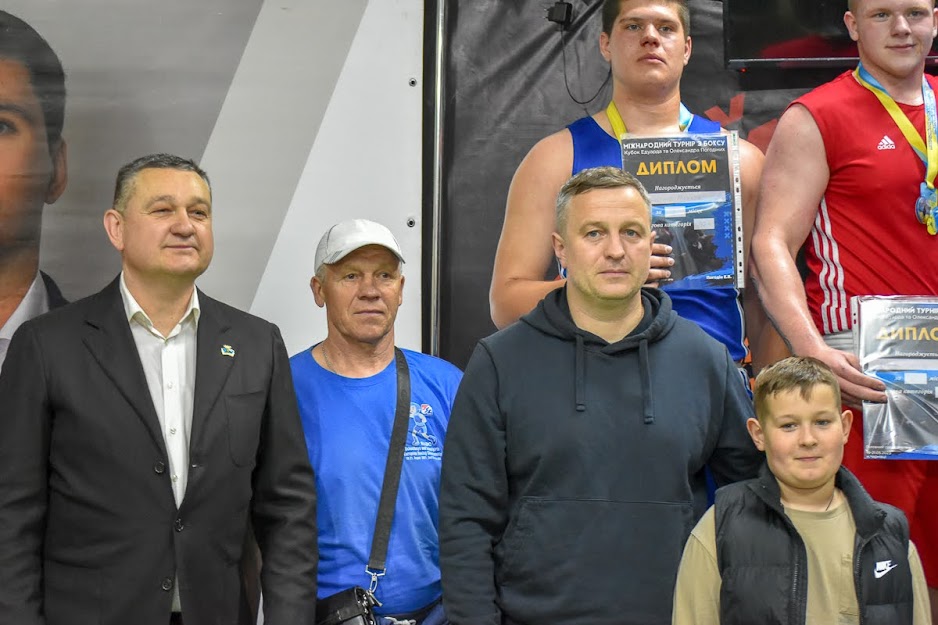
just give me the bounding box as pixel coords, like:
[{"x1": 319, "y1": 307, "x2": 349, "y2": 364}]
[{"x1": 672, "y1": 497, "x2": 932, "y2": 625}]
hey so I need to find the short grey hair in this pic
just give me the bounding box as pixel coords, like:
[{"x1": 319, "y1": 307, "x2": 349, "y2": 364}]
[
  {"x1": 112, "y1": 153, "x2": 211, "y2": 213},
  {"x1": 556, "y1": 166, "x2": 652, "y2": 233}
]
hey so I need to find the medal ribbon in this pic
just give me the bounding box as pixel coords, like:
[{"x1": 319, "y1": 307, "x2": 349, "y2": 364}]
[
  {"x1": 854, "y1": 62, "x2": 938, "y2": 234},
  {"x1": 605, "y1": 100, "x2": 694, "y2": 142}
]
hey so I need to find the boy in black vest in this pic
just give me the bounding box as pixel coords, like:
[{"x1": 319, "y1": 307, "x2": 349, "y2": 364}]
[{"x1": 672, "y1": 356, "x2": 931, "y2": 624}]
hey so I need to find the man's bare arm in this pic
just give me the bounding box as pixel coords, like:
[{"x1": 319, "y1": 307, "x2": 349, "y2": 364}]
[
  {"x1": 489, "y1": 131, "x2": 571, "y2": 329},
  {"x1": 750, "y1": 104, "x2": 886, "y2": 406},
  {"x1": 737, "y1": 138, "x2": 789, "y2": 373}
]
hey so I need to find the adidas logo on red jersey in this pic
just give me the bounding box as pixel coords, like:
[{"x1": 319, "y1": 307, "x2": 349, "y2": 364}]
[{"x1": 877, "y1": 136, "x2": 896, "y2": 150}]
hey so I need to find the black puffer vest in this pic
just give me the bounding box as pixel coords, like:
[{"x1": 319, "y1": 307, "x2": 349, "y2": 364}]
[{"x1": 714, "y1": 464, "x2": 913, "y2": 625}]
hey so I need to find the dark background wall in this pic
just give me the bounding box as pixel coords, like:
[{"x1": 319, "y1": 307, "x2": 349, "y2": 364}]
[{"x1": 438, "y1": 0, "x2": 846, "y2": 368}]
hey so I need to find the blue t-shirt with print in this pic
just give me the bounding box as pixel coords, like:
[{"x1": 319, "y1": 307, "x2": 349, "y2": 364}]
[{"x1": 290, "y1": 346, "x2": 462, "y2": 614}]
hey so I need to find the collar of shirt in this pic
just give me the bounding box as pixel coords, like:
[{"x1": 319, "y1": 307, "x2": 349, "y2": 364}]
[
  {"x1": 118, "y1": 272, "x2": 201, "y2": 339},
  {"x1": 0, "y1": 272, "x2": 50, "y2": 341}
]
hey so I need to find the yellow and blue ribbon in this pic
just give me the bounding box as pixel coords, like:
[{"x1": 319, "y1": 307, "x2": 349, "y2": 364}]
[
  {"x1": 605, "y1": 100, "x2": 694, "y2": 141},
  {"x1": 854, "y1": 62, "x2": 938, "y2": 235}
]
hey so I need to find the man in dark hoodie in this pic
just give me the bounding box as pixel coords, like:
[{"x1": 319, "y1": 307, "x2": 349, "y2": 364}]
[{"x1": 439, "y1": 166, "x2": 761, "y2": 625}]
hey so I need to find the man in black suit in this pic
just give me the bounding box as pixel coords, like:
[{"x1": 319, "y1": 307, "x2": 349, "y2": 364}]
[
  {"x1": 0, "y1": 153, "x2": 318, "y2": 625},
  {"x1": 0, "y1": 10, "x2": 69, "y2": 373}
]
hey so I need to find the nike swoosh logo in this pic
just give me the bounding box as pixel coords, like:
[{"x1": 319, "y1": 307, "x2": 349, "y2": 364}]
[{"x1": 874, "y1": 564, "x2": 898, "y2": 579}]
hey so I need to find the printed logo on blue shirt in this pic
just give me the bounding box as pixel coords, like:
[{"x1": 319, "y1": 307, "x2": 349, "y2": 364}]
[{"x1": 405, "y1": 402, "x2": 442, "y2": 461}]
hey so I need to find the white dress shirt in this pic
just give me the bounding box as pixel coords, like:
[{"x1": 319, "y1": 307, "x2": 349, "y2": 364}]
[
  {"x1": 118, "y1": 273, "x2": 199, "y2": 613},
  {"x1": 0, "y1": 273, "x2": 49, "y2": 375}
]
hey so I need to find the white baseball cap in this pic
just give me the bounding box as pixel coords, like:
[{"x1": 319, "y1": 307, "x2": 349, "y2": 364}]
[{"x1": 314, "y1": 219, "x2": 405, "y2": 274}]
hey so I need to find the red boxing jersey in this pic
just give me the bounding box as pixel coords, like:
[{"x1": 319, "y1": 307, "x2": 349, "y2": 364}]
[{"x1": 794, "y1": 71, "x2": 938, "y2": 334}]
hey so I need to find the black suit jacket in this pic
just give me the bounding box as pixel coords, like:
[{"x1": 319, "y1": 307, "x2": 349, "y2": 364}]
[{"x1": 0, "y1": 277, "x2": 317, "y2": 625}]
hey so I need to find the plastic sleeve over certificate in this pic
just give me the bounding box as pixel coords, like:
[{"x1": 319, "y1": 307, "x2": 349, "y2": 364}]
[
  {"x1": 852, "y1": 295, "x2": 938, "y2": 459},
  {"x1": 621, "y1": 132, "x2": 744, "y2": 290}
]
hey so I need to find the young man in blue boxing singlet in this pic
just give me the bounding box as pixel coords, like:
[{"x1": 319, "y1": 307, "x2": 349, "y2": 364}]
[{"x1": 490, "y1": 0, "x2": 785, "y2": 372}]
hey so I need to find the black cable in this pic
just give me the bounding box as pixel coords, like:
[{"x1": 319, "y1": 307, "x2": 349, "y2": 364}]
[{"x1": 559, "y1": 26, "x2": 610, "y2": 108}]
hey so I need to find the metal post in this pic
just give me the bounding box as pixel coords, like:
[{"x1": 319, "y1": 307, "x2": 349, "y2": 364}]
[{"x1": 429, "y1": 0, "x2": 447, "y2": 356}]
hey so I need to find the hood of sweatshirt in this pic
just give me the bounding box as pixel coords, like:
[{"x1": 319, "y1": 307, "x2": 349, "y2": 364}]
[{"x1": 520, "y1": 286, "x2": 677, "y2": 422}]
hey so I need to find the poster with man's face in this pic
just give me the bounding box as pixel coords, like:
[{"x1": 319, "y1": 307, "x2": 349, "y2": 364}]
[
  {"x1": 0, "y1": 0, "x2": 426, "y2": 365},
  {"x1": 0, "y1": 56, "x2": 63, "y2": 265}
]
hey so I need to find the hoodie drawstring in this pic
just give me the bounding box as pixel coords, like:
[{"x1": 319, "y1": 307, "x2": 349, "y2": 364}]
[
  {"x1": 640, "y1": 338, "x2": 654, "y2": 424},
  {"x1": 522, "y1": 287, "x2": 672, "y2": 421},
  {"x1": 575, "y1": 334, "x2": 586, "y2": 412}
]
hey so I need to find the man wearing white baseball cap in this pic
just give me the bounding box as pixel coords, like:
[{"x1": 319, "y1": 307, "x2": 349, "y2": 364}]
[{"x1": 290, "y1": 219, "x2": 462, "y2": 624}]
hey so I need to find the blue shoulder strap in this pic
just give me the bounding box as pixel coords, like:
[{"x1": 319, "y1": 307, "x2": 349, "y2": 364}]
[
  {"x1": 568, "y1": 117, "x2": 622, "y2": 174},
  {"x1": 569, "y1": 114, "x2": 722, "y2": 175},
  {"x1": 687, "y1": 114, "x2": 721, "y2": 133}
]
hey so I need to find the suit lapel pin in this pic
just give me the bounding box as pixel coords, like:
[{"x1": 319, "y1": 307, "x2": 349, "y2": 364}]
[{"x1": 220, "y1": 344, "x2": 235, "y2": 358}]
